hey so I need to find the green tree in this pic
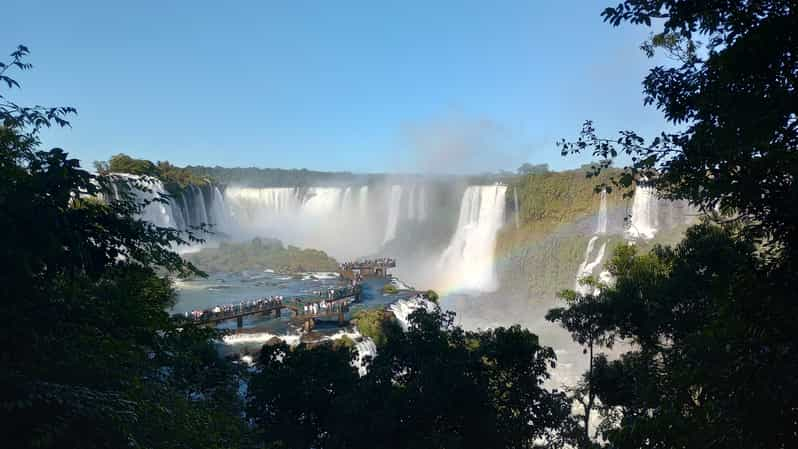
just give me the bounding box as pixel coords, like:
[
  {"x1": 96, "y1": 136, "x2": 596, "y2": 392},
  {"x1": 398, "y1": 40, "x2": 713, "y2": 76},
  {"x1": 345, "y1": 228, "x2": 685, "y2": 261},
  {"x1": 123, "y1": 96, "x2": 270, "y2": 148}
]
[
  {"x1": 555, "y1": 2, "x2": 798, "y2": 448},
  {"x1": 0, "y1": 46, "x2": 245, "y2": 449},
  {"x1": 248, "y1": 308, "x2": 573, "y2": 449},
  {"x1": 517, "y1": 162, "x2": 550, "y2": 175},
  {"x1": 560, "y1": 1, "x2": 798, "y2": 260},
  {"x1": 546, "y1": 285, "x2": 615, "y2": 446}
]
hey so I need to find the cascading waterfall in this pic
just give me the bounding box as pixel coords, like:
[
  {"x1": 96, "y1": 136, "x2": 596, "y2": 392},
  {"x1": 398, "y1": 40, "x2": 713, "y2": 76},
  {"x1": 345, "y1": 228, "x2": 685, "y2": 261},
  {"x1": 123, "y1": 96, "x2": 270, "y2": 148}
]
[
  {"x1": 407, "y1": 185, "x2": 417, "y2": 221},
  {"x1": 303, "y1": 187, "x2": 343, "y2": 217},
  {"x1": 437, "y1": 185, "x2": 507, "y2": 292},
  {"x1": 190, "y1": 185, "x2": 210, "y2": 226},
  {"x1": 353, "y1": 338, "x2": 377, "y2": 376},
  {"x1": 342, "y1": 187, "x2": 353, "y2": 212},
  {"x1": 107, "y1": 176, "x2": 519, "y2": 290},
  {"x1": 108, "y1": 173, "x2": 180, "y2": 229},
  {"x1": 383, "y1": 185, "x2": 403, "y2": 244},
  {"x1": 627, "y1": 185, "x2": 658, "y2": 239},
  {"x1": 596, "y1": 189, "x2": 607, "y2": 234},
  {"x1": 358, "y1": 186, "x2": 369, "y2": 217},
  {"x1": 418, "y1": 186, "x2": 427, "y2": 221},
  {"x1": 574, "y1": 189, "x2": 609, "y2": 294},
  {"x1": 208, "y1": 185, "x2": 230, "y2": 232},
  {"x1": 389, "y1": 296, "x2": 437, "y2": 331}
]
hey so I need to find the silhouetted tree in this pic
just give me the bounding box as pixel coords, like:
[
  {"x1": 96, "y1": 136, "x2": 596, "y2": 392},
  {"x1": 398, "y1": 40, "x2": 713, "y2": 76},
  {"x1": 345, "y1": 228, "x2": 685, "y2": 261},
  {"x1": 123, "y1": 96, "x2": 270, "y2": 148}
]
[
  {"x1": 556, "y1": 2, "x2": 798, "y2": 448},
  {"x1": 547, "y1": 286, "x2": 615, "y2": 446},
  {"x1": 0, "y1": 46, "x2": 245, "y2": 449},
  {"x1": 248, "y1": 308, "x2": 573, "y2": 449}
]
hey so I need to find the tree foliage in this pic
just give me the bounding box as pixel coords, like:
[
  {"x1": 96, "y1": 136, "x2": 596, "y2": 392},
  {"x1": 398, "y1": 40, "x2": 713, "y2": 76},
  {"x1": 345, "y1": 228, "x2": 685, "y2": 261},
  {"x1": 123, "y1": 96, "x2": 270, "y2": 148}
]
[
  {"x1": 100, "y1": 153, "x2": 212, "y2": 194},
  {"x1": 184, "y1": 237, "x2": 339, "y2": 274},
  {"x1": 561, "y1": 1, "x2": 797, "y2": 259},
  {"x1": 0, "y1": 47, "x2": 244, "y2": 449},
  {"x1": 248, "y1": 308, "x2": 574, "y2": 449},
  {"x1": 553, "y1": 2, "x2": 798, "y2": 447}
]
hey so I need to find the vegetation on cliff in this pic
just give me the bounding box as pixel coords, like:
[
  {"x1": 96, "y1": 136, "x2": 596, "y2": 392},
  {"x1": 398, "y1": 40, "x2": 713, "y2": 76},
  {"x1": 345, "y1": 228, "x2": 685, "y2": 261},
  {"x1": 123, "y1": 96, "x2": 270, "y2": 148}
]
[
  {"x1": 495, "y1": 168, "x2": 627, "y2": 299},
  {"x1": 351, "y1": 309, "x2": 395, "y2": 346},
  {"x1": 184, "y1": 237, "x2": 339, "y2": 274},
  {"x1": 96, "y1": 153, "x2": 211, "y2": 194},
  {"x1": 181, "y1": 165, "x2": 370, "y2": 187}
]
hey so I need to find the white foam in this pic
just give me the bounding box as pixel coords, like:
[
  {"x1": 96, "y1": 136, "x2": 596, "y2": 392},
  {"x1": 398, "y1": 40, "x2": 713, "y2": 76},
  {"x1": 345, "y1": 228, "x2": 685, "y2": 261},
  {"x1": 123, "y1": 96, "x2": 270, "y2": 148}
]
[
  {"x1": 627, "y1": 185, "x2": 659, "y2": 239},
  {"x1": 389, "y1": 296, "x2": 437, "y2": 331},
  {"x1": 353, "y1": 337, "x2": 377, "y2": 376},
  {"x1": 222, "y1": 332, "x2": 302, "y2": 346},
  {"x1": 437, "y1": 185, "x2": 507, "y2": 292}
]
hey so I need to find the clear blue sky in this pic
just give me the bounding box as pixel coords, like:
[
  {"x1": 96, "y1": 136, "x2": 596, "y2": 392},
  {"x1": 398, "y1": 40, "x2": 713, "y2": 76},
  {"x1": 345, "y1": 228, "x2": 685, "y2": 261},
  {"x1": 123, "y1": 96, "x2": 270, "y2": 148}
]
[{"x1": 3, "y1": 0, "x2": 668, "y2": 173}]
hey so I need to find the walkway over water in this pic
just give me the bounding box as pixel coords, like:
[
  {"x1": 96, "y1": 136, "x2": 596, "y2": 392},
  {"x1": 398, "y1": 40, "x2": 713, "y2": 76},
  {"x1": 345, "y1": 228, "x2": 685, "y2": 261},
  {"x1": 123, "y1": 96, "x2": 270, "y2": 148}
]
[
  {"x1": 179, "y1": 285, "x2": 360, "y2": 331},
  {"x1": 340, "y1": 258, "x2": 396, "y2": 279}
]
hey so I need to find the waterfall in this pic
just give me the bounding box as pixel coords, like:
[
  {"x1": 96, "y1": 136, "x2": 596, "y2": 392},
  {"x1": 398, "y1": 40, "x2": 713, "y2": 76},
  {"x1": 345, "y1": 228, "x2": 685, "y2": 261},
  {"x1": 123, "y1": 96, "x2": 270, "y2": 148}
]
[
  {"x1": 513, "y1": 187, "x2": 520, "y2": 230},
  {"x1": 108, "y1": 173, "x2": 179, "y2": 229},
  {"x1": 437, "y1": 185, "x2": 507, "y2": 292},
  {"x1": 207, "y1": 185, "x2": 231, "y2": 232},
  {"x1": 627, "y1": 185, "x2": 659, "y2": 239},
  {"x1": 353, "y1": 337, "x2": 377, "y2": 376},
  {"x1": 389, "y1": 296, "x2": 437, "y2": 331},
  {"x1": 407, "y1": 185, "x2": 416, "y2": 221},
  {"x1": 418, "y1": 186, "x2": 427, "y2": 221},
  {"x1": 575, "y1": 239, "x2": 607, "y2": 295},
  {"x1": 574, "y1": 189, "x2": 609, "y2": 294},
  {"x1": 303, "y1": 187, "x2": 342, "y2": 217},
  {"x1": 342, "y1": 187, "x2": 353, "y2": 212},
  {"x1": 383, "y1": 185, "x2": 403, "y2": 244},
  {"x1": 596, "y1": 189, "x2": 608, "y2": 234},
  {"x1": 575, "y1": 235, "x2": 599, "y2": 289},
  {"x1": 359, "y1": 186, "x2": 369, "y2": 217},
  {"x1": 223, "y1": 185, "x2": 404, "y2": 259},
  {"x1": 189, "y1": 185, "x2": 210, "y2": 226},
  {"x1": 224, "y1": 187, "x2": 302, "y2": 219}
]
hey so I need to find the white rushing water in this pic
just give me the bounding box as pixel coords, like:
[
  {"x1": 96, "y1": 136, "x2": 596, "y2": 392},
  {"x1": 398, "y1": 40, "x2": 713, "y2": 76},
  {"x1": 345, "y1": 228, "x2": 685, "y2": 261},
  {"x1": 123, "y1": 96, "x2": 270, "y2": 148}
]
[
  {"x1": 574, "y1": 190, "x2": 609, "y2": 294},
  {"x1": 108, "y1": 173, "x2": 183, "y2": 229},
  {"x1": 353, "y1": 337, "x2": 377, "y2": 376},
  {"x1": 407, "y1": 184, "x2": 416, "y2": 221},
  {"x1": 223, "y1": 332, "x2": 302, "y2": 346},
  {"x1": 107, "y1": 176, "x2": 514, "y2": 290},
  {"x1": 437, "y1": 185, "x2": 507, "y2": 292},
  {"x1": 596, "y1": 189, "x2": 607, "y2": 234},
  {"x1": 388, "y1": 296, "x2": 438, "y2": 331},
  {"x1": 418, "y1": 186, "x2": 427, "y2": 221},
  {"x1": 383, "y1": 185, "x2": 403, "y2": 244},
  {"x1": 627, "y1": 185, "x2": 659, "y2": 239}
]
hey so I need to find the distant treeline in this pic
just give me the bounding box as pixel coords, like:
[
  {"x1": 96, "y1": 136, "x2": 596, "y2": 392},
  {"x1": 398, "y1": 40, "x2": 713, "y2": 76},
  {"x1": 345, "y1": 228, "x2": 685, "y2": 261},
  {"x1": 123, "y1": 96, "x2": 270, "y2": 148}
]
[
  {"x1": 98, "y1": 154, "x2": 611, "y2": 189},
  {"x1": 181, "y1": 165, "x2": 374, "y2": 187}
]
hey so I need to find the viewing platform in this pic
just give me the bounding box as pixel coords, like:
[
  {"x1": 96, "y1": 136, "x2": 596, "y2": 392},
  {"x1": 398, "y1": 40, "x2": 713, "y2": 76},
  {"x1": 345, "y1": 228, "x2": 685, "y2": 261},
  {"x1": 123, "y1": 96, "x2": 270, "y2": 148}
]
[
  {"x1": 339, "y1": 258, "x2": 396, "y2": 279},
  {"x1": 177, "y1": 285, "x2": 360, "y2": 332}
]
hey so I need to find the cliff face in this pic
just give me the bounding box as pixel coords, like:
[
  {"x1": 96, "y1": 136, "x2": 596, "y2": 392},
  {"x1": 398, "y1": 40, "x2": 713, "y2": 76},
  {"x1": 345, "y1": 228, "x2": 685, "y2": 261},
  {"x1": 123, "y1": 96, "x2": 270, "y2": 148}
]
[{"x1": 496, "y1": 170, "x2": 695, "y2": 302}]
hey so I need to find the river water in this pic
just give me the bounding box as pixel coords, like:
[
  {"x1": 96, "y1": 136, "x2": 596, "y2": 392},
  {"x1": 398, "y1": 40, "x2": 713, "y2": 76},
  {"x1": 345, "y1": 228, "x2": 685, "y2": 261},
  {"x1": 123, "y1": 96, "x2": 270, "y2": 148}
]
[{"x1": 174, "y1": 272, "x2": 417, "y2": 351}]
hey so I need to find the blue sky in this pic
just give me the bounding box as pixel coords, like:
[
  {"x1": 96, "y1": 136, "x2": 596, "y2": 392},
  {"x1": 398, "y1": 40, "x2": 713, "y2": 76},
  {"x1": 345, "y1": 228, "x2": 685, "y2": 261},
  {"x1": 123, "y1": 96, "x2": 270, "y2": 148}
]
[{"x1": 3, "y1": 0, "x2": 668, "y2": 173}]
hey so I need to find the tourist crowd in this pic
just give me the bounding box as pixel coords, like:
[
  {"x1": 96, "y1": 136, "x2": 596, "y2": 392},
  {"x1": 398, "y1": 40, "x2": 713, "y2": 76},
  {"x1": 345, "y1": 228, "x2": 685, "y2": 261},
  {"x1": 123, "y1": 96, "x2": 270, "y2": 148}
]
[
  {"x1": 181, "y1": 285, "x2": 359, "y2": 321},
  {"x1": 339, "y1": 258, "x2": 396, "y2": 271}
]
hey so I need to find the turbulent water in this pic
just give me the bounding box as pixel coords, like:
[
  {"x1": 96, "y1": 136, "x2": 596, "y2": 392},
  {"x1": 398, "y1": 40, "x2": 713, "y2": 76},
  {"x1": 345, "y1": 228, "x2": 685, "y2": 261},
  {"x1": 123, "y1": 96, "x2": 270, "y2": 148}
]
[
  {"x1": 438, "y1": 185, "x2": 508, "y2": 292},
  {"x1": 574, "y1": 189, "x2": 608, "y2": 294},
  {"x1": 627, "y1": 185, "x2": 658, "y2": 239},
  {"x1": 112, "y1": 172, "x2": 699, "y2": 408},
  {"x1": 109, "y1": 174, "x2": 511, "y2": 292}
]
